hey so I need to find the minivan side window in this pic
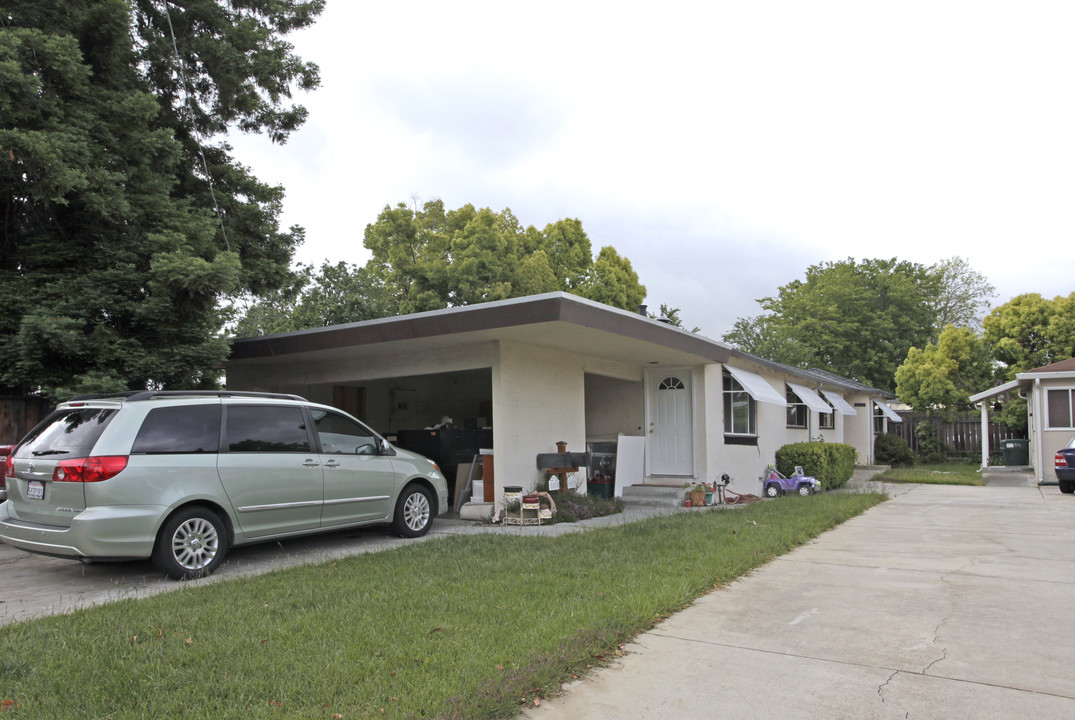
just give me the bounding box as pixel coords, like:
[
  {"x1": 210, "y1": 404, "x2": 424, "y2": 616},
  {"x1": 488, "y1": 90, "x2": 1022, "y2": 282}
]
[
  {"x1": 311, "y1": 409, "x2": 378, "y2": 455},
  {"x1": 132, "y1": 405, "x2": 220, "y2": 454},
  {"x1": 225, "y1": 406, "x2": 311, "y2": 453}
]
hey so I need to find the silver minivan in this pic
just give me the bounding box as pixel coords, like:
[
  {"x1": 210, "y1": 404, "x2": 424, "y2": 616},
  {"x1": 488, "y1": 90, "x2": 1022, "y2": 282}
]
[{"x1": 0, "y1": 391, "x2": 448, "y2": 579}]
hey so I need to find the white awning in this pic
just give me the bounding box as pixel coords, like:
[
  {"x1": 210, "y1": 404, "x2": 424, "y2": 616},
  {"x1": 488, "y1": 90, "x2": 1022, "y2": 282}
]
[
  {"x1": 821, "y1": 390, "x2": 857, "y2": 415},
  {"x1": 874, "y1": 400, "x2": 903, "y2": 423},
  {"x1": 787, "y1": 382, "x2": 833, "y2": 414},
  {"x1": 725, "y1": 365, "x2": 787, "y2": 406}
]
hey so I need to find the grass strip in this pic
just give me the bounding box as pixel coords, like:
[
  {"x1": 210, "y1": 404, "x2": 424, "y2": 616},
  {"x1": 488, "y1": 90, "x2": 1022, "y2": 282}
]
[
  {"x1": 871, "y1": 463, "x2": 983, "y2": 485},
  {"x1": 0, "y1": 492, "x2": 883, "y2": 719}
]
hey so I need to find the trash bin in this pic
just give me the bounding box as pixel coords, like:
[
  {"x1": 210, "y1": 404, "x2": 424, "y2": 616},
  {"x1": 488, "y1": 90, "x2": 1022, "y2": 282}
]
[
  {"x1": 1000, "y1": 438, "x2": 1029, "y2": 466},
  {"x1": 587, "y1": 479, "x2": 612, "y2": 499}
]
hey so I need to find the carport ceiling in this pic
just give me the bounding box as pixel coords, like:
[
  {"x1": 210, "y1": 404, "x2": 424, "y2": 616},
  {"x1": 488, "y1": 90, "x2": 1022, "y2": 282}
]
[{"x1": 229, "y1": 292, "x2": 733, "y2": 369}]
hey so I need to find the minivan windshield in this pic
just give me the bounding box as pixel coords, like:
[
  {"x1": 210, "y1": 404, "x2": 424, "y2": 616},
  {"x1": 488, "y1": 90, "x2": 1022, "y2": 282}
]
[{"x1": 16, "y1": 408, "x2": 118, "y2": 459}]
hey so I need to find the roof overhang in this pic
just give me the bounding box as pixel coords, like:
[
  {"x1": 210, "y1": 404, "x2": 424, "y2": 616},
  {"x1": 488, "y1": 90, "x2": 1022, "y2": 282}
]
[
  {"x1": 969, "y1": 379, "x2": 1024, "y2": 404},
  {"x1": 228, "y1": 292, "x2": 734, "y2": 369}
]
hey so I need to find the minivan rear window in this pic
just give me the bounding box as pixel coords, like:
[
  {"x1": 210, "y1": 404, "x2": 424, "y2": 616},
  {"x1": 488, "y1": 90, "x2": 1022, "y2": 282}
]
[
  {"x1": 132, "y1": 405, "x2": 221, "y2": 454},
  {"x1": 15, "y1": 408, "x2": 118, "y2": 459}
]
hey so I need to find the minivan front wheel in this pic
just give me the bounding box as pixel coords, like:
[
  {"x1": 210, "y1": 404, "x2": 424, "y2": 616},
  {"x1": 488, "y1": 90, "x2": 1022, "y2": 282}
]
[
  {"x1": 393, "y1": 484, "x2": 433, "y2": 538},
  {"x1": 153, "y1": 506, "x2": 229, "y2": 580}
]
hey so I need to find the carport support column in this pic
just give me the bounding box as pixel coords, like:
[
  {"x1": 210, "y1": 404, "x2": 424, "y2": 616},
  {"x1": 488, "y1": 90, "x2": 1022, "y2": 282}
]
[{"x1": 978, "y1": 402, "x2": 990, "y2": 470}]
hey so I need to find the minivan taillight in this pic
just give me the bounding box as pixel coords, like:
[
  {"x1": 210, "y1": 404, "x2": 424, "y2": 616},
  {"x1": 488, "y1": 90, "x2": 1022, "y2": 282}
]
[
  {"x1": 53, "y1": 456, "x2": 128, "y2": 483},
  {"x1": 1058, "y1": 452, "x2": 1069, "y2": 469}
]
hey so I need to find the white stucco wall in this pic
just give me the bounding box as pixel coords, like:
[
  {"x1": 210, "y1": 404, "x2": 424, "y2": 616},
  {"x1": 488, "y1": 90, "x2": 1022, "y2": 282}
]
[
  {"x1": 492, "y1": 341, "x2": 587, "y2": 501},
  {"x1": 585, "y1": 374, "x2": 644, "y2": 440}
]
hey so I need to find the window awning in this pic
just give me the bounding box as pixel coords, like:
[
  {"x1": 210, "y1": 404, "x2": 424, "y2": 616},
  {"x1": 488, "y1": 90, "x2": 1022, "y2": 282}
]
[
  {"x1": 787, "y1": 382, "x2": 833, "y2": 414},
  {"x1": 725, "y1": 365, "x2": 787, "y2": 406},
  {"x1": 874, "y1": 400, "x2": 903, "y2": 423},
  {"x1": 821, "y1": 390, "x2": 857, "y2": 415}
]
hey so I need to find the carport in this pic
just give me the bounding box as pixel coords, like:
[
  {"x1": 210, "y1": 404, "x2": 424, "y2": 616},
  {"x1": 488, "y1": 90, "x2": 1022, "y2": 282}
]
[{"x1": 227, "y1": 293, "x2": 732, "y2": 511}]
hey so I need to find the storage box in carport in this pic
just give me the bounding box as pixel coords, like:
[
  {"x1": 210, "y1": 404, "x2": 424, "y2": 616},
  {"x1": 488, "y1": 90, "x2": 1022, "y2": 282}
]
[{"x1": 1000, "y1": 438, "x2": 1029, "y2": 466}]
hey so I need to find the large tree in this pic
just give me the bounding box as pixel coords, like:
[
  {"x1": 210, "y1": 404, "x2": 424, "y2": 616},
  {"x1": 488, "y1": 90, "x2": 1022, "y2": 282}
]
[
  {"x1": 982, "y1": 292, "x2": 1075, "y2": 378},
  {"x1": 0, "y1": 0, "x2": 322, "y2": 399},
  {"x1": 362, "y1": 200, "x2": 646, "y2": 315},
  {"x1": 724, "y1": 258, "x2": 938, "y2": 390},
  {"x1": 723, "y1": 256, "x2": 996, "y2": 391}
]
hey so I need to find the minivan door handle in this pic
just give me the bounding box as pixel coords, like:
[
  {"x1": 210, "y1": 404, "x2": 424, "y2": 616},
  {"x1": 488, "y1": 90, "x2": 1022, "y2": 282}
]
[
  {"x1": 323, "y1": 460, "x2": 340, "y2": 468},
  {"x1": 302, "y1": 459, "x2": 321, "y2": 467}
]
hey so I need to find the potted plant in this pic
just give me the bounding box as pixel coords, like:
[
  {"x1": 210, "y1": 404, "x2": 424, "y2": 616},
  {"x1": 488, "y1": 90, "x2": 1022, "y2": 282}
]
[{"x1": 682, "y1": 481, "x2": 710, "y2": 507}]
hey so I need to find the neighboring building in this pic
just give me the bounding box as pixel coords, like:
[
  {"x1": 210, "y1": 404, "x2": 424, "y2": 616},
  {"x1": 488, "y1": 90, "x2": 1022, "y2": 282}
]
[
  {"x1": 970, "y1": 358, "x2": 1075, "y2": 484},
  {"x1": 227, "y1": 292, "x2": 899, "y2": 512}
]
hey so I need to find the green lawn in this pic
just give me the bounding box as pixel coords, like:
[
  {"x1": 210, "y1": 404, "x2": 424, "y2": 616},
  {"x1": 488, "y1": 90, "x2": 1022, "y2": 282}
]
[
  {"x1": 0, "y1": 492, "x2": 884, "y2": 720},
  {"x1": 871, "y1": 463, "x2": 984, "y2": 485}
]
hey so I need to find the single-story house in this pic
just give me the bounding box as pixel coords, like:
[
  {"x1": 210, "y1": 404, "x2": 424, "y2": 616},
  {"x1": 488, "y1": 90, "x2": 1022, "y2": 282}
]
[
  {"x1": 226, "y1": 292, "x2": 900, "y2": 512},
  {"x1": 969, "y1": 358, "x2": 1075, "y2": 484}
]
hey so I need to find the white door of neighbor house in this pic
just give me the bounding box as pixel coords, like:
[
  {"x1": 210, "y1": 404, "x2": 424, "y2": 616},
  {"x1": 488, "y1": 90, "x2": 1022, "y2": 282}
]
[{"x1": 647, "y1": 371, "x2": 693, "y2": 476}]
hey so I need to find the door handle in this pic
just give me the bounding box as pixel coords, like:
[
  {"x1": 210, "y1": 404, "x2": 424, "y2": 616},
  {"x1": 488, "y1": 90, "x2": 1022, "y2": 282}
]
[
  {"x1": 302, "y1": 459, "x2": 320, "y2": 467},
  {"x1": 323, "y1": 460, "x2": 340, "y2": 468}
]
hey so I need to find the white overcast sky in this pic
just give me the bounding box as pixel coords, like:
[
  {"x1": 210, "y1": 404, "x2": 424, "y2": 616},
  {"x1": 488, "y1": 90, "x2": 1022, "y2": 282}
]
[{"x1": 229, "y1": 0, "x2": 1073, "y2": 339}]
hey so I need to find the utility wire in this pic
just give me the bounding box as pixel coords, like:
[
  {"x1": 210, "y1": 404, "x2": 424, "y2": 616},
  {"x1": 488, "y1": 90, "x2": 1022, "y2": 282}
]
[{"x1": 160, "y1": 0, "x2": 232, "y2": 251}]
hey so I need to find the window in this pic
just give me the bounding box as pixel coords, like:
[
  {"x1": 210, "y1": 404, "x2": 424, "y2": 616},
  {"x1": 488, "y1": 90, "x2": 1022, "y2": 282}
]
[
  {"x1": 311, "y1": 409, "x2": 378, "y2": 455},
  {"x1": 225, "y1": 406, "x2": 311, "y2": 452},
  {"x1": 132, "y1": 406, "x2": 220, "y2": 454},
  {"x1": 873, "y1": 404, "x2": 887, "y2": 434},
  {"x1": 659, "y1": 377, "x2": 685, "y2": 390},
  {"x1": 1048, "y1": 388, "x2": 1075, "y2": 429},
  {"x1": 786, "y1": 387, "x2": 808, "y2": 429},
  {"x1": 819, "y1": 401, "x2": 835, "y2": 429},
  {"x1": 16, "y1": 408, "x2": 118, "y2": 459},
  {"x1": 723, "y1": 372, "x2": 756, "y2": 436}
]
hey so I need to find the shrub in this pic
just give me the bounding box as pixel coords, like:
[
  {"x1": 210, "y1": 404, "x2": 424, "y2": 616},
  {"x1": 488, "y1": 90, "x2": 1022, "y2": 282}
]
[
  {"x1": 914, "y1": 421, "x2": 947, "y2": 464},
  {"x1": 775, "y1": 441, "x2": 858, "y2": 490},
  {"x1": 874, "y1": 432, "x2": 914, "y2": 466}
]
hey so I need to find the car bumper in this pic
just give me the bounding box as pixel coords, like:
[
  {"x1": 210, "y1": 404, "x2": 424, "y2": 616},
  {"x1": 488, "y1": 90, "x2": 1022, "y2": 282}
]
[
  {"x1": 0, "y1": 502, "x2": 163, "y2": 560},
  {"x1": 1055, "y1": 467, "x2": 1075, "y2": 481}
]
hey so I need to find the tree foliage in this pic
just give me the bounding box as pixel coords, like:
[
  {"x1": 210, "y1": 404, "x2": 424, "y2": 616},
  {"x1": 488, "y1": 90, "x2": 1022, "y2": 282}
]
[
  {"x1": 724, "y1": 258, "x2": 938, "y2": 390},
  {"x1": 928, "y1": 256, "x2": 996, "y2": 337},
  {"x1": 723, "y1": 256, "x2": 995, "y2": 392},
  {"x1": 0, "y1": 0, "x2": 323, "y2": 399},
  {"x1": 895, "y1": 325, "x2": 993, "y2": 418},
  {"x1": 362, "y1": 200, "x2": 646, "y2": 315},
  {"x1": 982, "y1": 292, "x2": 1075, "y2": 378},
  {"x1": 234, "y1": 261, "x2": 392, "y2": 337}
]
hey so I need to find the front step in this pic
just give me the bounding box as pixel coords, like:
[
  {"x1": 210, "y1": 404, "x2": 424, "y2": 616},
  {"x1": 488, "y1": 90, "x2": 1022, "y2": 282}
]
[{"x1": 620, "y1": 484, "x2": 685, "y2": 507}]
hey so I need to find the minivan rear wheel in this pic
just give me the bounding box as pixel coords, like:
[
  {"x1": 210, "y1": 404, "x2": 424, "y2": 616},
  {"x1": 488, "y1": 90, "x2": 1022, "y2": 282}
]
[
  {"x1": 153, "y1": 506, "x2": 229, "y2": 580},
  {"x1": 393, "y1": 484, "x2": 433, "y2": 538}
]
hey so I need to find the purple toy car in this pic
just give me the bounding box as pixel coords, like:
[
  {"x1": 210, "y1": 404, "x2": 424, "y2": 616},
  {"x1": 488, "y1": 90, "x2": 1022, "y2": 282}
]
[{"x1": 763, "y1": 465, "x2": 821, "y2": 498}]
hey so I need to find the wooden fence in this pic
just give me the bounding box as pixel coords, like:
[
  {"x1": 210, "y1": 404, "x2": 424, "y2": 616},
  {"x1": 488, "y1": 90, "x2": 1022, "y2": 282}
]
[
  {"x1": 0, "y1": 396, "x2": 53, "y2": 446},
  {"x1": 891, "y1": 411, "x2": 1021, "y2": 459}
]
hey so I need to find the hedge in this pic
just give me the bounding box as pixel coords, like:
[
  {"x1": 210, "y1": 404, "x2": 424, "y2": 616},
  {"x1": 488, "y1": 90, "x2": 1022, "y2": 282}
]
[{"x1": 775, "y1": 441, "x2": 857, "y2": 490}]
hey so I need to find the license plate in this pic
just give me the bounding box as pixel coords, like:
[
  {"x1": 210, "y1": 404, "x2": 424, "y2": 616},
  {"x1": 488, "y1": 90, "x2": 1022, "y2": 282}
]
[{"x1": 27, "y1": 480, "x2": 44, "y2": 500}]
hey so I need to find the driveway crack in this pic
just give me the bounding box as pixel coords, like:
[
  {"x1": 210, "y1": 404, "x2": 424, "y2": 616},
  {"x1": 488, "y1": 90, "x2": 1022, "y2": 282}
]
[{"x1": 878, "y1": 669, "x2": 899, "y2": 702}]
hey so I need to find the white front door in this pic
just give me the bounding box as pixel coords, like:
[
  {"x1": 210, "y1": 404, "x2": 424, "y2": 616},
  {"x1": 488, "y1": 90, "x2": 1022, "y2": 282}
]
[{"x1": 647, "y1": 371, "x2": 694, "y2": 476}]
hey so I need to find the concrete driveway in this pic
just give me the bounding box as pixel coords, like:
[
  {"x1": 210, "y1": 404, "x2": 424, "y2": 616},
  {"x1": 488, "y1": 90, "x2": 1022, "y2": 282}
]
[{"x1": 523, "y1": 481, "x2": 1075, "y2": 719}]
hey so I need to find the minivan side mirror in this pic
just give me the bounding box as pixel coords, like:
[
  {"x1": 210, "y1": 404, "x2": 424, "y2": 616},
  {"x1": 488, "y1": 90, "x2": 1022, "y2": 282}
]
[{"x1": 378, "y1": 438, "x2": 396, "y2": 456}]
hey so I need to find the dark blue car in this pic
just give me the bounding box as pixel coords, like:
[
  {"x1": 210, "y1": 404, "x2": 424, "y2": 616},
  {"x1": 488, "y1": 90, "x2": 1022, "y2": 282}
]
[{"x1": 1057, "y1": 436, "x2": 1075, "y2": 494}]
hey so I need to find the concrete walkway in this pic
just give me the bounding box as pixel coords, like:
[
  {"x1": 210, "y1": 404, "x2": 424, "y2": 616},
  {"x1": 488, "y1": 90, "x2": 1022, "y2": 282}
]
[{"x1": 520, "y1": 477, "x2": 1075, "y2": 719}]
